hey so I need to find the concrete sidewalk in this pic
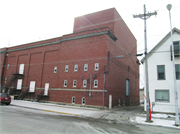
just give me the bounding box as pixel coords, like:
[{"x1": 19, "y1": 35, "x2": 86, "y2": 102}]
[{"x1": 10, "y1": 100, "x2": 180, "y2": 129}]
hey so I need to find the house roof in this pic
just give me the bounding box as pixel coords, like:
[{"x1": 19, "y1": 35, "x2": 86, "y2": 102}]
[{"x1": 141, "y1": 27, "x2": 180, "y2": 63}]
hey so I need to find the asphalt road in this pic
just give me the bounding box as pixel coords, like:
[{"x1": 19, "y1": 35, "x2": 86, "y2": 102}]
[{"x1": 0, "y1": 104, "x2": 179, "y2": 134}]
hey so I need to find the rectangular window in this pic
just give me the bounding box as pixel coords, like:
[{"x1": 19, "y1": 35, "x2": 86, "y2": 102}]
[
  {"x1": 19, "y1": 64, "x2": 25, "y2": 74},
  {"x1": 54, "y1": 66, "x2": 57, "y2": 73},
  {"x1": 65, "y1": 65, "x2": 68, "y2": 72},
  {"x1": 74, "y1": 64, "x2": 78, "y2": 71},
  {"x1": 155, "y1": 90, "x2": 169, "y2": 102},
  {"x1": 17, "y1": 79, "x2": 22, "y2": 90},
  {"x1": 157, "y1": 65, "x2": 165, "y2": 80},
  {"x1": 94, "y1": 80, "x2": 98, "y2": 88},
  {"x1": 73, "y1": 80, "x2": 77, "y2": 87},
  {"x1": 64, "y1": 80, "x2": 67, "y2": 87},
  {"x1": 84, "y1": 64, "x2": 88, "y2": 71},
  {"x1": 173, "y1": 42, "x2": 180, "y2": 56},
  {"x1": 29, "y1": 81, "x2": 36, "y2": 92},
  {"x1": 82, "y1": 97, "x2": 85, "y2": 105},
  {"x1": 83, "y1": 80, "x2": 87, "y2": 87},
  {"x1": 72, "y1": 97, "x2": 75, "y2": 104},
  {"x1": 175, "y1": 64, "x2": 180, "y2": 80},
  {"x1": 95, "y1": 63, "x2": 99, "y2": 70},
  {"x1": 126, "y1": 79, "x2": 130, "y2": 96}
]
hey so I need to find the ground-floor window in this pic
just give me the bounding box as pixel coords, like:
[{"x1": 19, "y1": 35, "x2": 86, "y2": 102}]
[
  {"x1": 82, "y1": 97, "x2": 85, "y2": 105},
  {"x1": 72, "y1": 97, "x2": 75, "y2": 104},
  {"x1": 155, "y1": 90, "x2": 169, "y2": 102}
]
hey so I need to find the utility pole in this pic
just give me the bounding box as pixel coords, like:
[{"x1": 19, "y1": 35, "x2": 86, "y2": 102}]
[
  {"x1": 133, "y1": 5, "x2": 157, "y2": 122},
  {"x1": 167, "y1": 4, "x2": 179, "y2": 126}
]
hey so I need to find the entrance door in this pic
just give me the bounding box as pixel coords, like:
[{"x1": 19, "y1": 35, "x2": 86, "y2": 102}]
[
  {"x1": 44, "y1": 83, "x2": 49, "y2": 95},
  {"x1": 29, "y1": 81, "x2": 35, "y2": 92},
  {"x1": 17, "y1": 79, "x2": 22, "y2": 90}
]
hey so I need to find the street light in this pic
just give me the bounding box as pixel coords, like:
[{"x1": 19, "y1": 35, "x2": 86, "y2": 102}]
[{"x1": 166, "y1": 4, "x2": 180, "y2": 126}]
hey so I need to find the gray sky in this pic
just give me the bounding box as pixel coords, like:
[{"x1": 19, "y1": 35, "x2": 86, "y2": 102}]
[{"x1": 0, "y1": 0, "x2": 180, "y2": 87}]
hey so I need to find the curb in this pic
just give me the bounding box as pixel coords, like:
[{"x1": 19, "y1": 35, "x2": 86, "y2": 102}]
[{"x1": 11, "y1": 104, "x2": 82, "y2": 117}]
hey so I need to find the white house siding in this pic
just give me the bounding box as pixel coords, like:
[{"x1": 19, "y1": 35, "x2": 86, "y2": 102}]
[{"x1": 144, "y1": 32, "x2": 180, "y2": 113}]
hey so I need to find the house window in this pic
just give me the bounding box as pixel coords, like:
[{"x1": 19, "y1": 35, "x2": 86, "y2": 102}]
[
  {"x1": 157, "y1": 65, "x2": 165, "y2": 80},
  {"x1": 95, "y1": 63, "x2": 99, "y2": 70},
  {"x1": 173, "y1": 42, "x2": 180, "y2": 56},
  {"x1": 29, "y1": 81, "x2": 36, "y2": 92},
  {"x1": 74, "y1": 64, "x2": 78, "y2": 71},
  {"x1": 155, "y1": 90, "x2": 169, "y2": 102},
  {"x1": 73, "y1": 80, "x2": 77, "y2": 87},
  {"x1": 84, "y1": 64, "x2": 88, "y2": 71},
  {"x1": 126, "y1": 79, "x2": 130, "y2": 96},
  {"x1": 7, "y1": 64, "x2": 9, "y2": 69},
  {"x1": 94, "y1": 80, "x2": 98, "y2": 88},
  {"x1": 72, "y1": 97, "x2": 75, "y2": 104},
  {"x1": 83, "y1": 80, "x2": 87, "y2": 87},
  {"x1": 82, "y1": 97, "x2": 85, "y2": 105},
  {"x1": 175, "y1": 64, "x2": 180, "y2": 80},
  {"x1": 65, "y1": 65, "x2": 68, "y2": 72},
  {"x1": 64, "y1": 80, "x2": 67, "y2": 87},
  {"x1": 17, "y1": 79, "x2": 22, "y2": 90},
  {"x1": 54, "y1": 66, "x2": 57, "y2": 73}
]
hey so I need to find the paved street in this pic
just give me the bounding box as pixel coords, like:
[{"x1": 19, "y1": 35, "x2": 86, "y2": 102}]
[{"x1": 0, "y1": 105, "x2": 179, "y2": 134}]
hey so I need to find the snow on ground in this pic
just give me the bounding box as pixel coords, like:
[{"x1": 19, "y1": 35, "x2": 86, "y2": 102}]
[{"x1": 130, "y1": 116, "x2": 180, "y2": 129}]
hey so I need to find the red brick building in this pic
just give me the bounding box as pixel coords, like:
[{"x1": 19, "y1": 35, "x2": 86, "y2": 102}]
[{"x1": 0, "y1": 8, "x2": 139, "y2": 108}]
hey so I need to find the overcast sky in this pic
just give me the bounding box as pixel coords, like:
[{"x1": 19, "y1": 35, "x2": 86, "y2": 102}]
[{"x1": 0, "y1": 0, "x2": 180, "y2": 88}]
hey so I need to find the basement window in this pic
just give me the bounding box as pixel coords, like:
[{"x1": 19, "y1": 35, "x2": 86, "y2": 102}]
[
  {"x1": 94, "y1": 80, "x2": 98, "y2": 88},
  {"x1": 54, "y1": 66, "x2": 57, "y2": 73},
  {"x1": 72, "y1": 97, "x2": 75, "y2": 104},
  {"x1": 82, "y1": 97, "x2": 85, "y2": 105}
]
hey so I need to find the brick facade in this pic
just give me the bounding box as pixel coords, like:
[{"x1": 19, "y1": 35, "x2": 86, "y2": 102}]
[{"x1": 0, "y1": 8, "x2": 139, "y2": 108}]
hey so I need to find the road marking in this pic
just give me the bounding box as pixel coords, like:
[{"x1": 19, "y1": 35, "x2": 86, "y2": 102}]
[{"x1": 42, "y1": 109, "x2": 81, "y2": 117}]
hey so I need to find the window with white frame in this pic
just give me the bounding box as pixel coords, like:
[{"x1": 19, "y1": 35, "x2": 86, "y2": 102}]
[
  {"x1": 95, "y1": 63, "x2": 99, "y2": 70},
  {"x1": 65, "y1": 65, "x2": 68, "y2": 72},
  {"x1": 74, "y1": 64, "x2": 78, "y2": 71},
  {"x1": 82, "y1": 97, "x2": 85, "y2": 105},
  {"x1": 64, "y1": 80, "x2": 67, "y2": 87},
  {"x1": 175, "y1": 64, "x2": 180, "y2": 80},
  {"x1": 84, "y1": 64, "x2": 88, "y2": 71},
  {"x1": 94, "y1": 80, "x2": 98, "y2": 88},
  {"x1": 83, "y1": 80, "x2": 87, "y2": 87},
  {"x1": 157, "y1": 65, "x2": 165, "y2": 80},
  {"x1": 155, "y1": 90, "x2": 169, "y2": 102},
  {"x1": 17, "y1": 79, "x2": 22, "y2": 90},
  {"x1": 73, "y1": 80, "x2": 77, "y2": 87},
  {"x1": 29, "y1": 81, "x2": 36, "y2": 92},
  {"x1": 72, "y1": 97, "x2": 75, "y2": 104},
  {"x1": 54, "y1": 66, "x2": 57, "y2": 73},
  {"x1": 126, "y1": 79, "x2": 130, "y2": 96}
]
